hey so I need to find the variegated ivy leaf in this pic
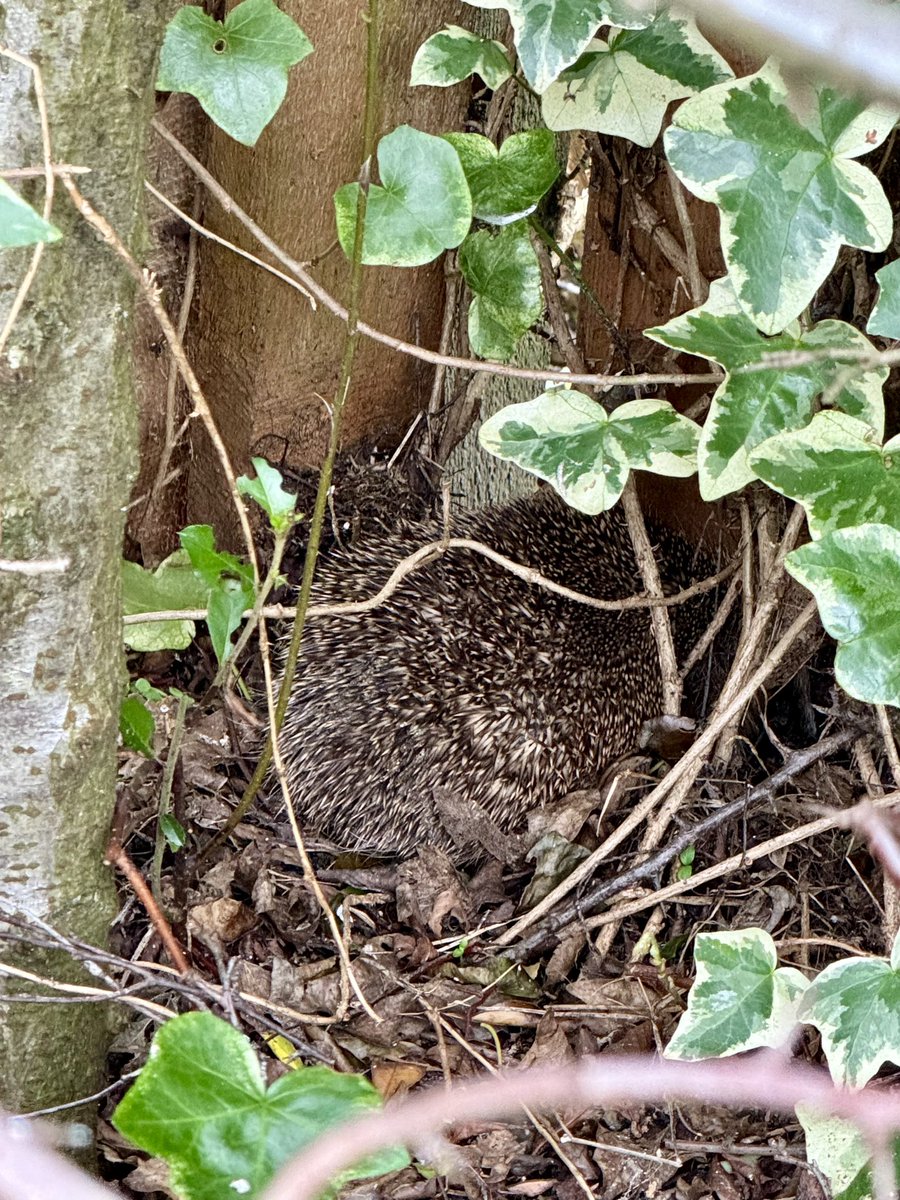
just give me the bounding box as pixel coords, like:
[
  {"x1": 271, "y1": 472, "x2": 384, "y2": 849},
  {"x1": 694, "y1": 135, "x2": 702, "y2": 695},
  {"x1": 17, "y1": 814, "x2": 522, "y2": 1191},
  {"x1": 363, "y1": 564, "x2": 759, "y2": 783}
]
[
  {"x1": 443, "y1": 130, "x2": 558, "y2": 225},
  {"x1": 867, "y1": 259, "x2": 900, "y2": 340},
  {"x1": 665, "y1": 929, "x2": 808, "y2": 1061},
  {"x1": 543, "y1": 11, "x2": 732, "y2": 148},
  {"x1": 459, "y1": 222, "x2": 543, "y2": 361},
  {"x1": 462, "y1": 0, "x2": 646, "y2": 93},
  {"x1": 411, "y1": 26, "x2": 513, "y2": 89},
  {"x1": 798, "y1": 929, "x2": 900, "y2": 1087},
  {"x1": 334, "y1": 126, "x2": 472, "y2": 266},
  {"x1": 0, "y1": 180, "x2": 62, "y2": 247},
  {"x1": 796, "y1": 1106, "x2": 873, "y2": 1200},
  {"x1": 787, "y1": 525, "x2": 900, "y2": 707},
  {"x1": 664, "y1": 62, "x2": 896, "y2": 333},
  {"x1": 645, "y1": 277, "x2": 887, "y2": 499},
  {"x1": 751, "y1": 413, "x2": 900, "y2": 539},
  {"x1": 478, "y1": 389, "x2": 699, "y2": 514}
]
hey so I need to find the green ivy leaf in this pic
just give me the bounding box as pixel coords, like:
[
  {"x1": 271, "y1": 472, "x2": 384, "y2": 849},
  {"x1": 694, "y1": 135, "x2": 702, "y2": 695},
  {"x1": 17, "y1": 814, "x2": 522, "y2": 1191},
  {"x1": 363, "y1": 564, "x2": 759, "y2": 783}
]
[
  {"x1": 664, "y1": 63, "x2": 896, "y2": 333},
  {"x1": 237, "y1": 457, "x2": 297, "y2": 533},
  {"x1": 543, "y1": 12, "x2": 731, "y2": 147},
  {"x1": 645, "y1": 277, "x2": 887, "y2": 499},
  {"x1": 799, "y1": 930, "x2": 900, "y2": 1087},
  {"x1": 0, "y1": 180, "x2": 61, "y2": 248},
  {"x1": 113, "y1": 1012, "x2": 409, "y2": 1200},
  {"x1": 122, "y1": 553, "x2": 208, "y2": 653},
  {"x1": 411, "y1": 26, "x2": 512, "y2": 89},
  {"x1": 120, "y1": 695, "x2": 156, "y2": 758},
  {"x1": 459, "y1": 222, "x2": 543, "y2": 360},
  {"x1": 752, "y1": 413, "x2": 900, "y2": 538},
  {"x1": 462, "y1": 0, "x2": 608, "y2": 93},
  {"x1": 443, "y1": 130, "x2": 558, "y2": 224},
  {"x1": 479, "y1": 388, "x2": 699, "y2": 513},
  {"x1": 334, "y1": 125, "x2": 472, "y2": 266},
  {"x1": 665, "y1": 929, "x2": 808, "y2": 1061},
  {"x1": 867, "y1": 259, "x2": 900, "y2": 339},
  {"x1": 787, "y1": 524, "x2": 900, "y2": 707},
  {"x1": 156, "y1": 0, "x2": 312, "y2": 147}
]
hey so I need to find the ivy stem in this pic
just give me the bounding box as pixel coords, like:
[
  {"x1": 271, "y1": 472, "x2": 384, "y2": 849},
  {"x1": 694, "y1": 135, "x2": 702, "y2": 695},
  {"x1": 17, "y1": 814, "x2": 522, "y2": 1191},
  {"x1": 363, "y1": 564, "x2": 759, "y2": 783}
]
[
  {"x1": 151, "y1": 690, "x2": 190, "y2": 905},
  {"x1": 528, "y1": 213, "x2": 610, "y2": 323}
]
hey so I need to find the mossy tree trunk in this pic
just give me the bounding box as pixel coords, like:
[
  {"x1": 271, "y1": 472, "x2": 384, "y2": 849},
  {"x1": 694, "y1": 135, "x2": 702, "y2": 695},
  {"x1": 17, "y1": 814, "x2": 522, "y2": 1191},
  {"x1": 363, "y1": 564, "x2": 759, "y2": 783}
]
[{"x1": 0, "y1": 0, "x2": 176, "y2": 1113}]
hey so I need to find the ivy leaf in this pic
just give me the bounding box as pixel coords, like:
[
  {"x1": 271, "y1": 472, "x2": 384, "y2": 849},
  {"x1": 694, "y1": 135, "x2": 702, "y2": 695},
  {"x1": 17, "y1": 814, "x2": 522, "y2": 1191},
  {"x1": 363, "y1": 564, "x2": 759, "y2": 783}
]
[
  {"x1": 798, "y1": 930, "x2": 900, "y2": 1087},
  {"x1": 160, "y1": 814, "x2": 188, "y2": 852},
  {"x1": 443, "y1": 130, "x2": 558, "y2": 225},
  {"x1": 787, "y1": 524, "x2": 900, "y2": 707},
  {"x1": 157, "y1": 0, "x2": 313, "y2": 147},
  {"x1": 119, "y1": 696, "x2": 156, "y2": 758},
  {"x1": 122, "y1": 553, "x2": 208, "y2": 653},
  {"x1": 666, "y1": 929, "x2": 808, "y2": 1061},
  {"x1": 797, "y1": 1107, "x2": 874, "y2": 1200},
  {"x1": 0, "y1": 180, "x2": 61, "y2": 247},
  {"x1": 459, "y1": 222, "x2": 543, "y2": 360},
  {"x1": 237, "y1": 457, "x2": 297, "y2": 534},
  {"x1": 479, "y1": 388, "x2": 699, "y2": 514},
  {"x1": 752, "y1": 413, "x2": 900, "y2": 538},
  {"x1": 113, "y1": 1012, "x2": 409, "y2": 1200},
  {"x1": 334, "y1": 125, "x2": 472, "y2": 266},
  {"x1": 411, "y1": 26, "x2": 512, "y2": 89},
  {"x1": 645, "y1": 277, "x2": 887, "y2": 499},
  {"x1": 462, "y1": 0, "x2": 608, "y2": 93},
  {"x1": 867, "y1": 259, "x2": 900, "y2": 339},
  {"x1": 543, "y1": 12, "x2": 732, "y2": 147},
  {"x1": 664, "y1": 62, "x2": 896, "y2": 333}
]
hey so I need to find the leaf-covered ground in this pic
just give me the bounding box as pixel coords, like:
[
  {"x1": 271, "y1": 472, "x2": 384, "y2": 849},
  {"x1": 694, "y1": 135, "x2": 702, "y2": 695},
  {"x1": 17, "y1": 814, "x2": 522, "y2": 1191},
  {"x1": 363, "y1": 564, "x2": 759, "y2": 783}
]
[{"x1": 97, "y1": 460, "x2": 893, "y2": 1200}]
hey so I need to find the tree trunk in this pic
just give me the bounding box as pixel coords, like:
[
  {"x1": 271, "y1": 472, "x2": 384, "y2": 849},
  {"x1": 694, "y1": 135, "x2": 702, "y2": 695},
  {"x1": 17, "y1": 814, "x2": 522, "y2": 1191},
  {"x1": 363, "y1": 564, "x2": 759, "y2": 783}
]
[
  {"x1": 178, "y1": 0, "x2": 478, "y2": 548},
  {"x1": 0, "y1": 0, "x2": 174, "y2": 1113}
]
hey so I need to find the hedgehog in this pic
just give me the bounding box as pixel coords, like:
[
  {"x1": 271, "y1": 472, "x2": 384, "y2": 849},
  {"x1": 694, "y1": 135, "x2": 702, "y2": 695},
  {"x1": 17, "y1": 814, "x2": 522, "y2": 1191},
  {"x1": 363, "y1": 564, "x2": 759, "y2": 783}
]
[{"x1": 276, "y1": 488, "x2": 714, "y2": 860}]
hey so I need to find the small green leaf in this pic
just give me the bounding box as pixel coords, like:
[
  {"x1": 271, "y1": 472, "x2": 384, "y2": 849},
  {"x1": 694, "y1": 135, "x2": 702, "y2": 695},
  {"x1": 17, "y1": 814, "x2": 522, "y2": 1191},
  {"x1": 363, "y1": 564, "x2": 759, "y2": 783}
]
[
  {"x1": 156, "y1": 0, "x2": 312, "y2": 147},
  {"x1": 543, "y1": 13, "x2": 731, "y2": 147},
  {"x1": 178, "y1": 526, "x2": 254, "y2": 666},
  {"x1": 752, "y1": 413, "x2": 900, "y2": 538},
  {"x1": 646, "y1": 277, "x2": 887, "y2": 499},
  {"x1": 113, "y1": 1012, "x2": 408, "y2": 1200},
  {"x1": 459, "y1": 222, "x2": 543, "y2": 360},
  {"x1": 411, "y1": 26, "x2": 512, "y2": 89},
  {"x1": 160, "y1": 814, "x2": 187, "y2": 852},
  {"x1": 122, "y1": 553, "x2": 208, "y2": 652},
  {"x1": 664, "y1": 63, "x2": 896, "y2": 333},
  {"x1": 787, "y1": 524, "x2": 900, "y2": 707},
  {"x1": 334, "y1": 125, "x2": 472, "y2": 266},
  {"x1": 443, "y1": 130, "x2": 558, "y2": 225},
  {"x1": 133, "y1": 678, "x2": 168, "y2": 703},
  {"x1": 479, "y1": 389, "x2": 699, "y2": 514},
  {"x1": 799, "y1": 932, "x2": 900, "y2": 1087},
  {"x1": 120, "y1": 696, "x2": 156, "y2": 758},
  {"x1": 0, "y1": 180, "x2": 62, "y2": 248},
  {"x1": 179, "y1": 525, "x2": 254, "y2": 595},
  {"x1": 867, "y1": 259, "x2": 900, "y2": 339},
  {"x1": 462, "y1": 0, "x2": 645, "y2": 93},
  {"x1": 237, "y1": 457, "x2": 297, "y2": 532},
  {"x1": 665, "y1": 929, "x2": 808, "y2": 1061}
]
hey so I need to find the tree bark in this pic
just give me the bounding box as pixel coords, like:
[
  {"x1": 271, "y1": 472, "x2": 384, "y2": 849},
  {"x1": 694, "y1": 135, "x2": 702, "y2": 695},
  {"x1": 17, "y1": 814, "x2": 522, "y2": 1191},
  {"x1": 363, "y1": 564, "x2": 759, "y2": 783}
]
[
  {"x1": 0, "y1": 0, "x2": 175, "y2": 1113},
  {"x1": 179, "y1": 0, "x2": 478, "y2": 547}
]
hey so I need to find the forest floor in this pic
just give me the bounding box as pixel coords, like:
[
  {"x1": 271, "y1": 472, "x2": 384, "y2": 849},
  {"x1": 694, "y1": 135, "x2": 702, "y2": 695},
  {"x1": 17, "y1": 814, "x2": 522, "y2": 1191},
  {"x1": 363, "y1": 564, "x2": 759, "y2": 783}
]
[{"x1": 99, "y1": 464, "x2": 888, "y2": 1200}]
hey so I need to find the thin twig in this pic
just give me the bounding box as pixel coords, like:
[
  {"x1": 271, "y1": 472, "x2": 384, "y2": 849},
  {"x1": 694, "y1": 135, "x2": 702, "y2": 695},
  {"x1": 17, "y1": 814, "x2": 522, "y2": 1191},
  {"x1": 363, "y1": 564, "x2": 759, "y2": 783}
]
[{"x1": 0, "y1": 45, "x2": 55, "y2": 357}]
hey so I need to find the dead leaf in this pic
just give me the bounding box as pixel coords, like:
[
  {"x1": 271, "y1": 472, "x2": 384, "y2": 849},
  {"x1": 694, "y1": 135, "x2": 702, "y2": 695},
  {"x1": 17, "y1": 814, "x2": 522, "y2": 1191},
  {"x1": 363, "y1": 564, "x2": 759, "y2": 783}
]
[
  {"x1": 372, "y1": 1061, "x2": 427, "y2": 1100},
  {"x1": 187, "y1": 897, "x2": 257, "y2": 947}
]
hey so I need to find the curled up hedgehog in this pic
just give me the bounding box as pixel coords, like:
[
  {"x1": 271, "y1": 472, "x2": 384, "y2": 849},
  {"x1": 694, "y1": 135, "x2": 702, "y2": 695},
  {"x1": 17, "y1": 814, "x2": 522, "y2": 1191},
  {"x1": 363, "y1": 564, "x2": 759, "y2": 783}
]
[{"x1": 276, "y1": 488, "x2": 715, "y2": 860}]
